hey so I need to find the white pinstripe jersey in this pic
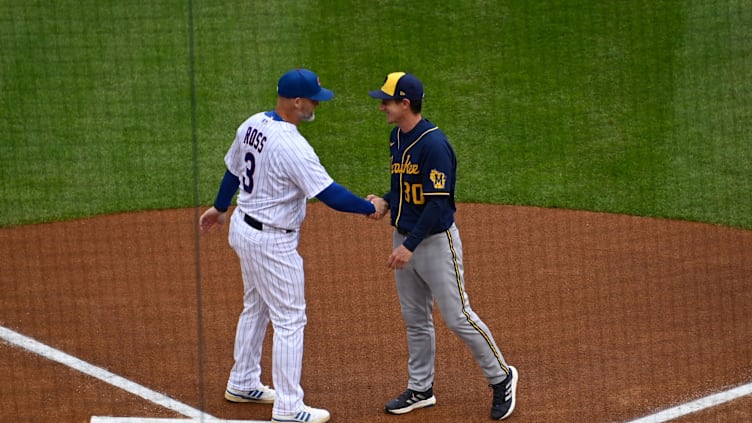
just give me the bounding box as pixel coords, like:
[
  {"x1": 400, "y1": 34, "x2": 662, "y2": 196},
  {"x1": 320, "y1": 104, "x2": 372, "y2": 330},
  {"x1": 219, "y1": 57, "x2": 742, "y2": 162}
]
[{"x1": 224, "y1": 111, "x2": 333, "y2": 230}]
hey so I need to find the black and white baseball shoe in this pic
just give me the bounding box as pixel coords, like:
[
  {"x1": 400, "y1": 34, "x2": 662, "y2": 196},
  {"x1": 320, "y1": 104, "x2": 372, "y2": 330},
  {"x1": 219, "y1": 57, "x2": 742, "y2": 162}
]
[
  {"x1": 384, "y1": 386, "x2": 437, "y2": 414},
  {"x1": 490, "y1": 366, "x2": 518, "y2": 420}
]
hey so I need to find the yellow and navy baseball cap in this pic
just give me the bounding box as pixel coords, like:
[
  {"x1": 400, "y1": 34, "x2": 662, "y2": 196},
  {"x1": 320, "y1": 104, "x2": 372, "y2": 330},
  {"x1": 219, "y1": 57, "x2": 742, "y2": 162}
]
[
  {"x1": 277, "y1": 68, "x2": 334, "y2": 101},
  {"x1": 369, "y1": 72, "x2": 424, "y2": 102}
]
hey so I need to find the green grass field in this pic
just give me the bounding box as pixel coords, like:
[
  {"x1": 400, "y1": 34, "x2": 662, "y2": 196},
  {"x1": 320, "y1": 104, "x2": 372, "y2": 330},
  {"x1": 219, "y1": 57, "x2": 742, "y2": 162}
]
[{"x1": 1, "y1": 0, "x2": 750, "y2": 229}]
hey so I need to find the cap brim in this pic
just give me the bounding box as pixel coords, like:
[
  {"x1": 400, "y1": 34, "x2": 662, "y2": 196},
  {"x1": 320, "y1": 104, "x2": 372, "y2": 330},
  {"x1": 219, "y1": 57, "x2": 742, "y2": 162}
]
[
  {"x1": 368, "y1": 90, "x2": 398, "y2": 100},
  {"x1": 308, "y1": 88, "x2": 334, "y2": 101}
]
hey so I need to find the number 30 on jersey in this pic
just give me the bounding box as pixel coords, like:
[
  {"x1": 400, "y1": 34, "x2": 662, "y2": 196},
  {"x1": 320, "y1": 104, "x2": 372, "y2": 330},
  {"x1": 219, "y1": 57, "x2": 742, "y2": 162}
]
[{"x1": 403, "y1": 182, "x2": 424, "y2": 205}]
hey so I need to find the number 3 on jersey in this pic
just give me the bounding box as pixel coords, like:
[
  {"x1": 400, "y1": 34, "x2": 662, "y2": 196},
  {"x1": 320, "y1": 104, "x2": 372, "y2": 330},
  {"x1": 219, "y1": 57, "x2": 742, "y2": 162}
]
[{"x1": 242, "y1": 152, "x2": 256, "y2": 193}]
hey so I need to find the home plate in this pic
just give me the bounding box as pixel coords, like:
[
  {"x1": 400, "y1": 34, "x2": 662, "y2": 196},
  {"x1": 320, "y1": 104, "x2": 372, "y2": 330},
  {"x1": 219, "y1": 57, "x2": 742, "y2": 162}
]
[{"x1": 91, "y1": 418, "x2": 268, "y2": 423}]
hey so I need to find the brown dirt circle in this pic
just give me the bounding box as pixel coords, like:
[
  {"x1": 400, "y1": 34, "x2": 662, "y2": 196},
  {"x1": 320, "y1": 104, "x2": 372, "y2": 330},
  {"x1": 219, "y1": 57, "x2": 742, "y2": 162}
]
[{"x1": 1, "y1": 203, "x2": 751, "y2": 422}]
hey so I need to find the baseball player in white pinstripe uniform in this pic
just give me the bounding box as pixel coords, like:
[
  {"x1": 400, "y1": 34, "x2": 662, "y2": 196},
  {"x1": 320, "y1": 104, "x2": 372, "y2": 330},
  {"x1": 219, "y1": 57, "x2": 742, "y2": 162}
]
[{"x1": 200, "y1": 68, "x2": 385, "y2": 423}]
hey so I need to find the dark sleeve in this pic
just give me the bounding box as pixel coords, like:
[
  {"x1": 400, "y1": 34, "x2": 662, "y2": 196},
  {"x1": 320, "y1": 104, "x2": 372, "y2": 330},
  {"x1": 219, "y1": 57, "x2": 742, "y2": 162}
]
[
  {"x1": 402, "y1": 196, "x2": 449, "y2": 251},
  {"x1": 316, "y1": 182, "x2": 377, "y2": 215},
  {"x1": 383, "y1": 191, "x2": 392, "y2": 205},
  {"x1": 213, "y1": 169, "x2": 240, "y2": 212}
]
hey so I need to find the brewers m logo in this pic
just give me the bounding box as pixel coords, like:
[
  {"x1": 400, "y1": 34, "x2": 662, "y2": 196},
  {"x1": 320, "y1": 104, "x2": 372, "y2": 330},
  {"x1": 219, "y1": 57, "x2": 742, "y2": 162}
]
[{"x1": 430, "y1": 169, "x2": 446, "y2": 189}]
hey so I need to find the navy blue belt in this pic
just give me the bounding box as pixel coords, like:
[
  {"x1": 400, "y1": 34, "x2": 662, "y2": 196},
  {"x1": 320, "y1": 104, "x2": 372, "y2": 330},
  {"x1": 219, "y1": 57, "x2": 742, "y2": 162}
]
[{"x1": 244, "y1": 214, "x2": 294, "y2": 233}]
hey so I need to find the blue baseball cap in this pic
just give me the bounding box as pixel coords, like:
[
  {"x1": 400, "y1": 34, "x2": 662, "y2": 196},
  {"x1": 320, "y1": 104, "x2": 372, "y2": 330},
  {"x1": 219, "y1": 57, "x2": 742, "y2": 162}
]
[
  {"x1": 277, "y1": 68, "x2": 334, "y2": 101},
  {"x1": 369, "y1": 72, "x2": 424, "y2": 101}
]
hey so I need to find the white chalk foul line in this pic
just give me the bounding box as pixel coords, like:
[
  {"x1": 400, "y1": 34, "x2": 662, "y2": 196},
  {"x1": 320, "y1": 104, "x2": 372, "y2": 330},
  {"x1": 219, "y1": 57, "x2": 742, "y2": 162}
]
[
  {"x1": 624, "y1": 381, "x2": 752, "y2": 423},
  {"x1": 0, "y1": 325, "x2": 231, "y2": 421}
]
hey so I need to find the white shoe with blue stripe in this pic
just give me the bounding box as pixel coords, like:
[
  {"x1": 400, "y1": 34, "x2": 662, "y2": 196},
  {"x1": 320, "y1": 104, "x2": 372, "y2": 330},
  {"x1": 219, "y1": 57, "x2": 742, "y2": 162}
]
[
  {"x1": 224, "y1": 385, "x2": 275, "y2": 404},
  {"x1": 272, "y1": 405, "x2": 330, "y2": 422}
]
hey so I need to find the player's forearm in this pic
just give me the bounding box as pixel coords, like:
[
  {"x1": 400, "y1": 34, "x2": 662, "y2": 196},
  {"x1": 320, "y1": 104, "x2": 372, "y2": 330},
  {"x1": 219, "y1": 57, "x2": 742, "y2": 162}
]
[
  {"x1": 213, "y1": 169, "x2": 240, "y2": 212},
  {"x1": 402, "y1": 197, "x2": 445, "y2": 251},
  {"x1": 316, "y1": 182, "x2": 376, "y2": 215}
]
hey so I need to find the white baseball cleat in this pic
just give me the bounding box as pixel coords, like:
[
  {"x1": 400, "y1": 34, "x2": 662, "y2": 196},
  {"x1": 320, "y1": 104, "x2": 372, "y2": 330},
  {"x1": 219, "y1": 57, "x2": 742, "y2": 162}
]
[
  {"x1": 271, "y1": 405, "x2": 330, "y2": 422},
  {"x1": 224, "y1": 385, "x2": 275, "y2": 404}
]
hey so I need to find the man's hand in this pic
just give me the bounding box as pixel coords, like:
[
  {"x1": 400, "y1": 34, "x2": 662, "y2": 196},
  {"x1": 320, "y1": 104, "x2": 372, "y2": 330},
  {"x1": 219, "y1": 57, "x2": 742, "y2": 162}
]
[
  {"x1": 387, "y1": 244, "x2": 413, "y2": 270},
  {"x1": 366, "y1": 194, "x2": 388, "y2": 220},
  {"x1": 199, "y1": 207, "x2": 227, "y2": 233}
]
